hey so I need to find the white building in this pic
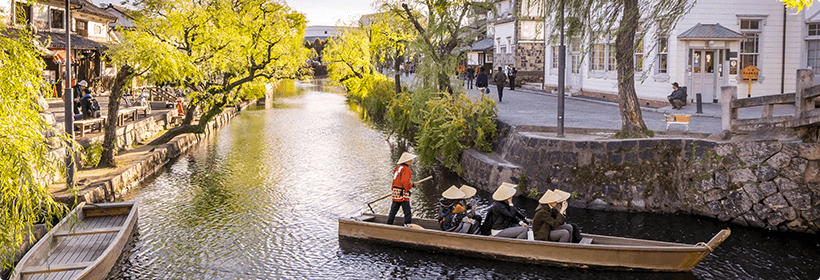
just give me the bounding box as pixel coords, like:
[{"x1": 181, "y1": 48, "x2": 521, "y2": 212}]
[
  {"x1": 544, "y1": 0, "x2": 811, "y2": 104},
  {"x1": 492, "y1": 0, "x2": 545, "y2": 80}
]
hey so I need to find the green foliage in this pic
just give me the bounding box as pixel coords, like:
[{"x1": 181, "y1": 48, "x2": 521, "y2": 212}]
[
  {"x1": 237, "y1": 82, "x2": 268, "y2": 101},
  {"x1": 0, "y1": 26, "x2": 67, "y2": 270},
  {"x1": 783, "y1": 0, "x2": 813, "y2": 11},
  {"x1": 82, "y1": 142, "x2": 104, "y2": 168}
]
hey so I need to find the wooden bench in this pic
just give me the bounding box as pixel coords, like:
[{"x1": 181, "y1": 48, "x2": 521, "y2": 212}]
[
  {"x1": 665, "y1": 114, "x2": 690, "y2": 132},
  {"x1": 73, "y1": 117, "x2": 106, "y2": 137}
]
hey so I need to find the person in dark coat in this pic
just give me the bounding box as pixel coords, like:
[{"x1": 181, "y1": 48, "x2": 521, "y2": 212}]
[
  {"x1": 489, "y1": 182, "x2": 528, "y2": 239},
  {"x1": 668, "y1": 82, "x2": 687, "y2": 109},
  {"x1": 466, "y1": 67, "x2": 475, "y2": 89},
  {"x1": 508, "y1": 66, "x2": 517, "y2": 90},
  {"x1": 71, "y1": 80, "x2": 88, "y2": 117},
  {"x1": 533, "y1": 189, "x2": 581, "y2": 243},
  {"x1": 436, "y1": 186, "x2": 475, "y2": 233},
  {"x1": 475, "y1": 67, "x2": 489, "y2": 94},
  {"x1": 493, "y1": 67, "x2": 507, "y2": 102},
  {"x1": 79, "y1": 90, "x2": 93, "y2": 119}
]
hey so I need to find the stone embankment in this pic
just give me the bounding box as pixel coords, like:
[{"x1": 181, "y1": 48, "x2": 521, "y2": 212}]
[{"x1": 461, "y1": 121, "x2": 820, "y2": 234}]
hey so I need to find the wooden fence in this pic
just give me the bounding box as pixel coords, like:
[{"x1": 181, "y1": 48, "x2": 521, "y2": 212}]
[{"x1": 722, "y1": 69, "x2": 820, "y2": 132}]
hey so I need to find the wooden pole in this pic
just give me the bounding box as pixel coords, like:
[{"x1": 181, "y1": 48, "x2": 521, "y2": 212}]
[{"x1": 366, "y1": 176, "x2": 433, "y2": 213}]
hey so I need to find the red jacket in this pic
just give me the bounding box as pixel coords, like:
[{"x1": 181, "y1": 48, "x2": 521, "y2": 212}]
[{"x1": 391, "y1": 164, "x2": 413, "y2": 202}]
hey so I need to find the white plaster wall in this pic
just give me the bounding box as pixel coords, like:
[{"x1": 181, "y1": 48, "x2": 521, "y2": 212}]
[
  {"x1": 88, "y1": 20, "x2": 108, "y2": 41},
  {"x1": 468, "y1": 52, "x2": 480, "y2": 65},
  {"x1": 519, "y1": 20, "x2": 544, "y2": 42},
  {"x1": 496, "y1": 0, "x2": 513, "y2": 20},
  {"x1": 1, "y1": 0, "x2": 11, "y2": 25},
  {"x1": 543, "y1": 0, "x2": 808, "y2": 101},
  {"x1": 495, "y1": 21, "x2": 515, "y2": 53}
]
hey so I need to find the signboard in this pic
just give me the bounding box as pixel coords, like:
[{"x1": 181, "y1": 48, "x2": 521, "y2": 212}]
[
  {"x1": 729, "y1": 60, "x2": 738, "y2": 75},
  {"x1": 741, "y1": 65, "x2": 759, "y2": 81}
]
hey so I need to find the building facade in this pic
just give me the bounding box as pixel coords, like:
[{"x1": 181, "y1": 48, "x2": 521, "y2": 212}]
[
  {"x1": 544, "y1": 0, "x2": 810, "y2": 103},
  {"x1": 492, "y1": 0, "x2": 544, "y2": 81}
]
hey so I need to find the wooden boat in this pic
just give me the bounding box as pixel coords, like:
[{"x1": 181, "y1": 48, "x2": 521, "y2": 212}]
[
  {"x1": 338, "y1": 213, "x2": 730, "y2": 272},
  {"x1": 10, "y1": 201, "x2": 139, "y2": 280}
]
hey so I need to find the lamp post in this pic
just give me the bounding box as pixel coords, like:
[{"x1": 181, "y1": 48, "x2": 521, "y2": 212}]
[
  {"x1": 63, "y1": 0, "x2": 74, "y2": 188},
  {"x1": 557, "y1": 0, "x2": 565, "y2": 137}
]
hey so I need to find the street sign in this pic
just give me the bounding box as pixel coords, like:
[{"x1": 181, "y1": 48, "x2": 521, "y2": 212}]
[{"x1": 741, "y1": 65, "x2": 759, "y2": 81}]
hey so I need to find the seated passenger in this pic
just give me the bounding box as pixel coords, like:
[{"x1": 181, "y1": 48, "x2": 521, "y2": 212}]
[
  {"x1": 489, "y1": 182, "x2": 529, "y2": 239},
  {"x1": 458, "y1": 185, "x2": 482, "y2": 234},
  {"x1": 436, "y1": 186, "x2": 472, "y2": 233},
  {"x1": 533, "y1": 189, "x2": 581, "y2": 243}
]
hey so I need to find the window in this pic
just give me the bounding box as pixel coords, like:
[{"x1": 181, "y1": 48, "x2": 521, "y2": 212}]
[
  {"x1": 551, "y1": 46, "x2": 559, "y2": 68},
  {"x1": 808, "y1": 40, "x2": 820, "y2": 70},
  {"x1": 506, "y1": 37, "x2": 512, "y2": 54},
  {"x1": 591, "y1": 44, "x2": 606, "y2": 71},
  {"x1": 14, "y1": 2, "x2": 32, "y2": 25},
  {"x1": 76, "y1": 20, "x2": 88, "y2": 36},
  {"x1": 809, "y1": 23, "x2": 820, "y2": 36},
  {"x1": 51, "y1": 9, "x2": 64, "y2": 29},
  {"x1": 607, "y1": 44, "x2": 616, "y2": 71},
  {"x1": 657, "y1": 36, "x2": 668, "y2": 73},
  {"x1": 634, "y1": 36, "x2": 644, "y2": 72},
  {"x1": 740, "y1": 19, "x2": 761, "y2": 69}
]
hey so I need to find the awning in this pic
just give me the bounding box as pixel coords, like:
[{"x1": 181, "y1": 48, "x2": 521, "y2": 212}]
[
  {"x1": 51, "y1": 49, "x2": 76, "y2": 64},
  {"x1": 677, "y1": 23, "x2": 744, "y2": 41}
]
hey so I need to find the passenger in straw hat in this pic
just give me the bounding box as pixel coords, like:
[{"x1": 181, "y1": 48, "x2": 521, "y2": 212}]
[
  {"x1": 436, "y1": 186, "x2": 472, "y2": 233},
  {"x1": 459, "y1": 185, "x2": 482, "y2": 226},
  {"x1": 387, "y1": 152, "x2": 418, "y2": 227},
  {"x1": 488, "y1": 182, "x2": 529, "y2": 239},
  {"x1": 533, "y1": 189, "x2": 581, "y2": 243}
]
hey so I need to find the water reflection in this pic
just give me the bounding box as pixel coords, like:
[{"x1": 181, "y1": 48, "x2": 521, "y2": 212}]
[{"x1": 118, "y1": 81, "x2": 820, "y2": 279}]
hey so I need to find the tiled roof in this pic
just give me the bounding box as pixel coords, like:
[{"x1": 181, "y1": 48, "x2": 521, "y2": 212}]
[
  {"x1": 74, "y1": 0, "x2": 118, "y2": 21},
  {"x1": 677, "y1": 23, "x2": 744, "y2": 40},
  {"x1": 37, "y1": 30, "x2": 108, "y2": 50},
  {"x1": 471, "y1": 38, "x2": 494, "y2": 51}
]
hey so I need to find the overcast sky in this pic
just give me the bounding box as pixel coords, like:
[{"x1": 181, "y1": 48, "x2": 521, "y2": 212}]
[{"x1": 92, "y1": 0, "x2": 376, "y2": 26}]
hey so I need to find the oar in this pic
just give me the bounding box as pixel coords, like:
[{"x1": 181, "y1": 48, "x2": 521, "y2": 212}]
[{"x1": 366, "y1": 176, "x2": 433, "y2": 213}]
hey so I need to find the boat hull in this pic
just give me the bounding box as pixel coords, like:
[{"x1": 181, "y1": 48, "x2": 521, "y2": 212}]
[{"x1": 338, "y1": 214, "x2": 729, "y2": 272}]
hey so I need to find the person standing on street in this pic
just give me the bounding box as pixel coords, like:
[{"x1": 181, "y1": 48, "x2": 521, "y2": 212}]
[
  {"x1": 508, "y1": 66, "x2": 517, "y2": 90},
  {"x1": 475, "y1": 67, "x2": 489, "y2": 94},
  {"x1": 466, "y1": 67, "x2": 475, "y2": 89},
  {"x1": 493, "y1": 67, "x2": 508, "y2": 102},
  {"x1": 387, "y1": 152, "x2": 418, "y2": 227}
]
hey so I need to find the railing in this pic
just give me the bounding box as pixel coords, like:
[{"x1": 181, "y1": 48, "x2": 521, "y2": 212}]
[
  {"x1": 132, "y1": 86, "x2": 187, "y2": 103},
  {"x1": 722, "y1": 69, "x2": 820, "y2": 132}
]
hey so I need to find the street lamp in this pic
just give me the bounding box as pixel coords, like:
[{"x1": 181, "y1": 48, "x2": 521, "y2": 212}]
[
  {"x1": 63, "y1": 0, "x2": 80, "y2": 188},
  {"x1": 557, "y1": 0, "x2": 565, "y2": 137}
]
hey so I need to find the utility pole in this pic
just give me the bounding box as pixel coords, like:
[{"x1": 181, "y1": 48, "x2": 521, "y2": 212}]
[
  {"x1": 557, "y1": 0, "x2": 566, "y2": 137},
  {"x1": 64, "y1": 0, "x2": 75, "y2": 188}
]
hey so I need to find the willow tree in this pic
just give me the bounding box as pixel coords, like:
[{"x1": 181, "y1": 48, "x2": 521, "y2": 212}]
[
  {"x1": 368, "y1": 9, "x2": 416, "y2": 94},
  {"x1": 386, "y1": 0, "x2": 493, "y2": 93},
  {"x1": 540, "y1": 0, "x2": 693, "y2": 137},
  {"x1": 0, "y1": 27, "x2": 66, "y2": 270},
  {"x1": 104, "y1": 0, "x2": 308, "y2": 151}
]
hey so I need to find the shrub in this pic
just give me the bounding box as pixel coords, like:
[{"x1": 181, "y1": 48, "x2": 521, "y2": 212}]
[{"x1": 83, "y1": 142, "x2": 104, "y2": 168}]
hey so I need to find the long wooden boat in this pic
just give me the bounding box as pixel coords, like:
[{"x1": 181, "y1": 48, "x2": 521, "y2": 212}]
[
  {"x1": 10, "y1": 200, "x2": 139, "y2": 280},
  {"x1": 338, "y1": 213, "x2": 730, "y2": 272}
]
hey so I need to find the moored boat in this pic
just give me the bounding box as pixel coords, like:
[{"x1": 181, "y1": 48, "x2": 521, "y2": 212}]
[
  {"x1": 338, "y1": 213, "x2": 730, "y2": 272},
  {"x1": 10, "y1": 200, "x2": 139, "y2": 280}
]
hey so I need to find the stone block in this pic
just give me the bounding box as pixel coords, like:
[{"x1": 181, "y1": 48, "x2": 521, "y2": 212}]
[
  {"x1": 638, "y1": 150, "x2": 655, "y2": 162},
  {"x1": 736, "y1": 141, "x2": 782, "y2": 167},
  {"x1": 779, "y1": 206, "x2": 797, "y2": 220},
  {"x1": 731, "y1": 216, "x2": 748, "y2": 227},
  {"x1": 606, "y1": 142, "x2": 622, "y2": 153},
  {"x1": 744, "y1": 212, "x2": 767, "y2": 228},
  {"x1": 798, "y1": 143, "x2": 820, "y2": 160},
  {"x1": 802, "y1": 207, "x2": 820, "y2": 222},
  {"x1": 730, "y1": 169, "x2": 758, "y2": 184},
  {"x1": 743, "y1": 183, "x2": 765, "y2": 203},
  {"x1": 758, "y1": 181, "x2": 778, "y2": 197},
  {"x1": 696, "y1": 179, "x2": 715, "y2": 192},
  {"x1": 574, "y1": 141, "x2": 589, "y2": 150},
  {"x1": 703, "y1": 189, "x2": 726, "y2": 202},
  {"x1": 623, "y1": 153, "x2": 639, "y2": 164},
  {"x1": 621, "y1": 140, "x2": 638, "y2": 151},
  {"x1": 774, "y1": 177, "x2": 800, "y2": 192},
  {"x1": 754, "y1": 204, "x2": 773, "y2": 217},
  {"x1": 785, "y1": 219, "x2": 808, "y2": 232},
  {"x1": 639, "y1": 139, "x2": 657, "y2": 149},
  {"x1": 766, "y1": 152, "x2": 792, "y2": 171},
  {"x1": 589, "y1": 141, "x2": 604, "y2": 151},
  {"x1": 589, "y1": 198, "x2": 608, "y2": 210},
  {"x1": 755, "y1": 166, "x2": 778, "y2": 182},
  {"x1": 703, "y1": 200, "x2": 723, "y2": 218},
  {"x1": 781, "y1": 158, "x2": 808, "y2": 180},
  {"x1": 714, "y1": 172, "x2": 729, "y2": 190},
  {"x1": 562, "y1": 152, "x2": 577, "y2": 166},
  {"x1": 577, "y1": 151, "x2": 593, "y2": 166},
  {"x1": 630, "y1": 199, "x2": 646, "y2": 210},
  {"x1": 724, "y1": 189, "x2": 753, "y2": 218},
  {"x1": 764, "y1": 193, "x2": 789, "y2": 211},
  {"x1": 609, "y1": 154, "x2": 622, "y2": 164},
  {"x1": 715, "y1": 143, "x2": 734, "y2": 157},
  {"x1": 806, "y1": 161, "x2": 820, "y2": 184},
  {"x1": 766, "y1": 212, "x2": 786, "y2": 226},
  {"x1": 782, "y1": 190, "x2": 812, "y2": 210}
]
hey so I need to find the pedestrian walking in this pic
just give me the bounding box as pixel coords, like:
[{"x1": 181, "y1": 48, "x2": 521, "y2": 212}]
[
  {"x1": 466, "y1": 67, "x2": 475, "y2": 89},
  {"x1": 476, "y1": 67, "x2": 489, "y2": 94},
  {"x1": 493, "y1": 67, "x2": 508, "y2": 102},
  {"x1": 508, "y1": 66, "x2": 517, "y2": 90}
]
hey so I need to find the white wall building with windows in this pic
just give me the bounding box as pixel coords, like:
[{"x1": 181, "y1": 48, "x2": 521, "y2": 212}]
[{"x1": 544, "y1": 0, "x2": 809, "y2": 104}]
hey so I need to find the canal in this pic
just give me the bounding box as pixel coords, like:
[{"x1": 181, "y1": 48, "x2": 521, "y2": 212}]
[{"x1": 118, "y1": 81, "x2": 820, "y2": 279}]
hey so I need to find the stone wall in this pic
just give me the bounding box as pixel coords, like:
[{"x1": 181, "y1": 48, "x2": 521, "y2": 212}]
[{"x1": 460, "y1": 122, "x2": 820, "y2": 234}]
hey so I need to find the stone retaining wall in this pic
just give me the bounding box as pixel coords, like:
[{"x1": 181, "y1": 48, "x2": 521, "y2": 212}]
[{"x1": 460, "y1": 122, "x2": 820, "y2": 234}]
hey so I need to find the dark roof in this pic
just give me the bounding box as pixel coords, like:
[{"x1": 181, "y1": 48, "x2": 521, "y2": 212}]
[
  {"x1": 677, "y1": 23, "x2": 744, "y2": 40},
  {"x1": 103, "y1": 3, "x2": 137, "y2": 29},
  {"x1": 74, "y1": 0, "x2": 118, "y2": 21},
  {"x1": 37, "y1": 30, "x2": 108, "y2": 50},
  {"x1": 304, "y1": 36, "x2": 330, "y2": 43},
  {"x1": 470, "y1": 38, "x2": 494, "y2": 51}
]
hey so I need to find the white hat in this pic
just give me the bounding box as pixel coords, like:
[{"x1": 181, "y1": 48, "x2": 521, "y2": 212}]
[
  {"x1": 442, "y1": 185, "x2": 466, "y2": 199},
  {"x1": 539, "y1": 189, "x2": 571, "y2": 204},
  {"x1": 397, "y1": 152, "x2": 417, "y2": 164},
  {"x1": 492, "y1": 182, "x2": 517, "y2": 201},
  {"x1": 459, "y1": 185, "x2": 477, "y2": 199},
  {"x1": 77, "y1": 80, "x2": 88, "y2": 87}
]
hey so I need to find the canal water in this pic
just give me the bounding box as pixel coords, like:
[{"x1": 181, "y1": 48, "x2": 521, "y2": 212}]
[{"x1": 118, "y1": 82, "x2": 820, "y2": 279}]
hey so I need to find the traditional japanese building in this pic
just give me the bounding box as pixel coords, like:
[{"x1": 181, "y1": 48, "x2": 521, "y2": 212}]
[{"x1": 491, "y1": 0, "x2": 545, "y2": 81}]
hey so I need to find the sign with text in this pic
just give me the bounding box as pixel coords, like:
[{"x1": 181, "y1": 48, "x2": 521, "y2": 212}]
[{"x1": 741, "y1": 65, "x2": 759, "y2": 81}]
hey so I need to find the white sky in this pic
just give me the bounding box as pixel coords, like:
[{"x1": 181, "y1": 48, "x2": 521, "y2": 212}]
[{"x1": 92, "y1": 0, "x2": 378, "y2": 27}]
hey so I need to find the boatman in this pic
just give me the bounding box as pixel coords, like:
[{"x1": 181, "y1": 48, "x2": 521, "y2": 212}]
[{"x1": 387, "y1": 152, "x2": 417, "y2": 227}]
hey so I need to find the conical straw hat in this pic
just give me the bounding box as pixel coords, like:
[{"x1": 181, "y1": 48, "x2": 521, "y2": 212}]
[
  {"x1": 492, "y1": 183, "x2": 517, "y2": 201},
  {"x1": 459, "y1": 185, "x2": 477, "y2": 198},
  {"x1": 538, "y1": 190, "x2": 560, "y2": 204},
  {"x1": 553, "y1": 189, "x2": 571, "y2": 202},
  {"x1": 397, "y1": 152, "x2": 417, "y2": 164},
  {"x1": 442, "y1": 185, "x2": 467, "y2": 199}
]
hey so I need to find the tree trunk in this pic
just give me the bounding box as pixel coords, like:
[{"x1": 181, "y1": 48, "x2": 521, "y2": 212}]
[
  {"x1": 394, "y1": 53, "x2": 404, "y2": 94},
  {"x1": 615, "y1": 0, "x2": 649, "y2": 138},
  {"x1": 99, "y1": 66, "x2": 134, "y2": 167},
  {"x1": 146, "y1": 97, "x2": 228, "y2": 146}
]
